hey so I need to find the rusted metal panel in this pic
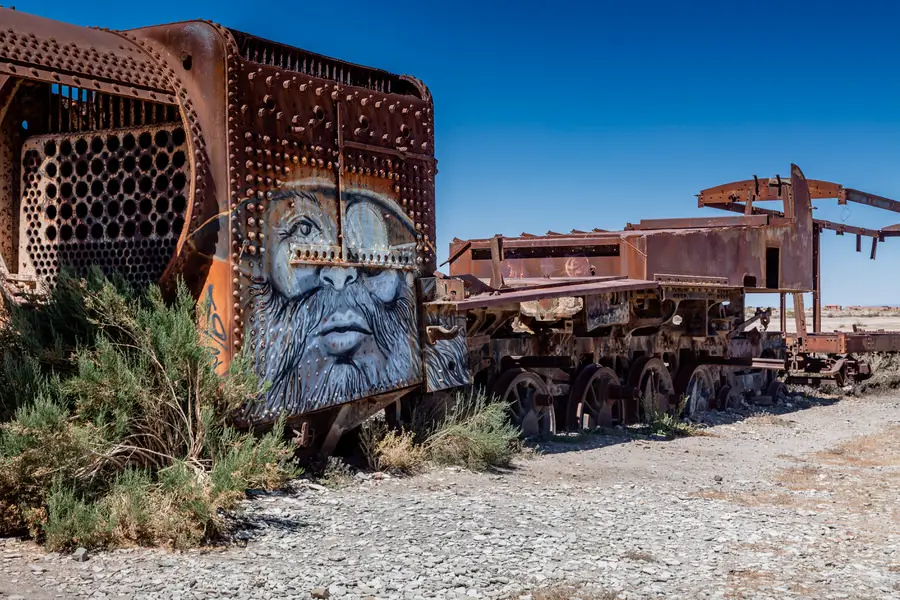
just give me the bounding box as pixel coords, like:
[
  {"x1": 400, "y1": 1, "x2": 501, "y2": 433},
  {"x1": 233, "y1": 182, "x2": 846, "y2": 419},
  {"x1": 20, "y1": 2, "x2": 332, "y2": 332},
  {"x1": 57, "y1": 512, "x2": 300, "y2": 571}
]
[
  {"x1": 421, "y1": 302, "x2": 470, "y2": 392},
  {"x1": 844, "y1": 332, "x2": 900, "y2": 353},
  {"x1": 451, "y1": 166, "x2": 815, "y2": 292},
  {"x1": 698, "y1": 177, "x2": 842, "y2": 206},
  {"x1": 220, "y1": 29, "x2": 435, "y2": 424},
  {"x1": 448, "y1": 234, "x2": 643, "y2": 281},
  {"x1": 585, "y1": 292, "x2": 630, "y2": 331},
  {"x1": 790, "y1": 331, "x2": 900, "y2": 355},
  {"x1": 628, "y1": 214, "x2": 768, "y2": 230},
  {"x1": 0, "y1": 77, "x2": 22, "y2": 275},
  {"x1": 18, "y1": 125, "x2": 190, "y2": 285},
  {"x1": 791, "y1": 333, "x2": 846, "y2": 354},
  {"x1": 0, "y1": 8, "x2": 177, "y2": 103}
]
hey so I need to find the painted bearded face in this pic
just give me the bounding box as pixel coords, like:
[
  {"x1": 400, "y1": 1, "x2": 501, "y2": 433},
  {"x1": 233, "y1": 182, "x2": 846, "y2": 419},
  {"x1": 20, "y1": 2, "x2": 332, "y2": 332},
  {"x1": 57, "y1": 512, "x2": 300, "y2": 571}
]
[{"x1": 245, "y1": 182, "x2": 421, "y2": 419}]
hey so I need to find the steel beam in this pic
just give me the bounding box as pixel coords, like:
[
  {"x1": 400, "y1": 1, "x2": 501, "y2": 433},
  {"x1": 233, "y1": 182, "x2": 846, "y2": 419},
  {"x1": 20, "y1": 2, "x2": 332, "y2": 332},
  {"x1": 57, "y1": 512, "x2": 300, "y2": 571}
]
[{"x1": 842, "y1": 188, "x2": 900, "y2": 214}]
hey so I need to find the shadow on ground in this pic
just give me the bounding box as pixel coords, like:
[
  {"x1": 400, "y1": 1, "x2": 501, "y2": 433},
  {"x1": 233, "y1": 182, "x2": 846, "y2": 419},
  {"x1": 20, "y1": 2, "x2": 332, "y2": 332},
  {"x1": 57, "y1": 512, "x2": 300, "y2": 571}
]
[{"x1": 530, "y1": 389, "x2": 846, "y2": 456}]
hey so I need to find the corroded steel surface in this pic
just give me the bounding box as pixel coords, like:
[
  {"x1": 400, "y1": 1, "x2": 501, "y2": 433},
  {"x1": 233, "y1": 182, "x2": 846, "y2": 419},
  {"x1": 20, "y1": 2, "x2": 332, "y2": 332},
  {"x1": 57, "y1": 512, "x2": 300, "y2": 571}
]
[
  {"x1": 698, "y1": 176, "x2": 900, "y2": 238},
  {"x1": 451, "y1": 165, "x2": 815, "y2": 292},
  {"x1": 19, "y1": 125, "x2": 190, "y2": 285},
  {"x1": 0, "y1": 8, "x2": 176, "y2": 103}
]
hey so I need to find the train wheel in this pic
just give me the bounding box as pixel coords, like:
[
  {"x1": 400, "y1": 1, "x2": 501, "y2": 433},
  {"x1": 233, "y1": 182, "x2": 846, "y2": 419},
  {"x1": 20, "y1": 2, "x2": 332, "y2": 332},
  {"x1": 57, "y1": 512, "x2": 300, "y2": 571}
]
[
  {"x1": 494, "y1": 368, "x2": 556, "y2": 438},
  {"x1": 630, "y1": 358, "x2": 675, "y2": 421},
  {"x1": 714, "y1": 384, "x2": 732, "y2": 410},
  {"x1": 684, "y1": 365, "x2": 715, "y2": 417},
  {"x1": 567, "y1": 365, "x2": 623, "y2": 430}
]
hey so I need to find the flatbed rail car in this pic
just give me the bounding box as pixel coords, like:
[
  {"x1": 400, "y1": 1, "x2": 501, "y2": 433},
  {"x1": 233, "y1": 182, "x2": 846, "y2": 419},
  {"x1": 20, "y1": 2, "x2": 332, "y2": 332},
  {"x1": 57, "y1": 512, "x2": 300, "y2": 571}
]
[
  {"x1": 0, "y1": 8, "x2": 438, "y2": 454},
  {"x1": 437, "y1": 165, "x2": 900, "y2": 435}
]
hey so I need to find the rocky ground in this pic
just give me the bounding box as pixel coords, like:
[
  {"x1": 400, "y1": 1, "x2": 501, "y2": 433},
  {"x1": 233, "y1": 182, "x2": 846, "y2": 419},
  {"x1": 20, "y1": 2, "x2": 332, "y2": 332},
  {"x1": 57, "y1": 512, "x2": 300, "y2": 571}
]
[{"x1": 3, "y1": 393, "x2": 900, "y2": 600}]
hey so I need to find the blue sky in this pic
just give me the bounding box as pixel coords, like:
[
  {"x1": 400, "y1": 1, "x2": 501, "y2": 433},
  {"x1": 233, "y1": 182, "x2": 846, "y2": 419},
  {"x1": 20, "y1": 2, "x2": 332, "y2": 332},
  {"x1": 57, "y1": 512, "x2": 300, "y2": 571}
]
[{"x1": 13, "y1": 0, "x2": 900, "y2": 305}]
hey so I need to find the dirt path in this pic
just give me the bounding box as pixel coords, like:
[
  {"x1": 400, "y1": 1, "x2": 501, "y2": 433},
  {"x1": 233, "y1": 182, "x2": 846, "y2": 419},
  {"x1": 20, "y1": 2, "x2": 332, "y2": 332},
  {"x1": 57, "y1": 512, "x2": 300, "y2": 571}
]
[{"x1": 2, "y1": 394, "x2": 900, "y2": 599}]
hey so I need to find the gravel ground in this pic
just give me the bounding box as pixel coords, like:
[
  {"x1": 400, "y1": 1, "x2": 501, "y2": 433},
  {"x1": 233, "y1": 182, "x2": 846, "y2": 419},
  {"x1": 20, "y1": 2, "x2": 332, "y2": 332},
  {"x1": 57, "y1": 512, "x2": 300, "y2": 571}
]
[{"x1": 3, "y1": 393, "x2": 900, "y2": 600}]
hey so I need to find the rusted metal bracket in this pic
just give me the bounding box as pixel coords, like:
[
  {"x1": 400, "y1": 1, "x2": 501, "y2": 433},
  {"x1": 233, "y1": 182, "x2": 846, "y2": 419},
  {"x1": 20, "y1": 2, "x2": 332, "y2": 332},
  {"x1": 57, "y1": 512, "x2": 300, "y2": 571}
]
[
  {"x1": 452, "y1": 273, "x2": 496, "y2": 295},
  {"x1": 425, "y1": 324, "x2": 460, "y2": 345},
  {"x1": 440, "y1": 240, "x2": 472, "y2": 267},
  {"x1": 489, "y1": 234, "x2": 505, "y2": 290},
  {"x1": 728, "y1": 307, "x2": 772, "y2": 339}
]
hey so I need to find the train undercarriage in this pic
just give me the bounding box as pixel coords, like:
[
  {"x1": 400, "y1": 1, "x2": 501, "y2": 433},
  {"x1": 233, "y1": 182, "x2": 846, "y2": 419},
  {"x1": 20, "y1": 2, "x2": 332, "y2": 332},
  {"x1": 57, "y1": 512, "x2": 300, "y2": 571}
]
[{"x1": 422, "y1": 273, "x2": 786, "y2": 437}]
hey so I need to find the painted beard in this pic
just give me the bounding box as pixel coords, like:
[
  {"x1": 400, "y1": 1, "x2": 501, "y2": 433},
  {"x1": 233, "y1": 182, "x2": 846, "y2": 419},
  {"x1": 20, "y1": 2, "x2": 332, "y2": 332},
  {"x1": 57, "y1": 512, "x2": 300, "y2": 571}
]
[{"x1": 244, "y1": 272, "x2": 419, "y2": 420}]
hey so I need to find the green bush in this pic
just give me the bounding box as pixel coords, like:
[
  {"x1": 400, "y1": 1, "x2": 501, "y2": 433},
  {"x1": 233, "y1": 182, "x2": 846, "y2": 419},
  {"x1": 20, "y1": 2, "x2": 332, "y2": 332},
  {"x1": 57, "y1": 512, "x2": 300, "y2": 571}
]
[
  {"x1": 359, "y1": 389, "x2": 523, "y2": 473},
  {"x1": 424, "y1": 389, "x2": 522, "y2": 470},
  {"x1": 643, "y1": 396, "x2": 704, "y2": 438},
  {"x1": 0, "y1": 272, "x2": 298, "y2": 549}
]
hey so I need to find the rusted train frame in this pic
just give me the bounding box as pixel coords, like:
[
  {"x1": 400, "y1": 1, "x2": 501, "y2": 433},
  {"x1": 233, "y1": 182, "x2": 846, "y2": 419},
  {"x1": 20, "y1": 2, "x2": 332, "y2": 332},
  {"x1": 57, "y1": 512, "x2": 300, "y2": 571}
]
[
  {"x1": 439, "y1": 165, "x2": 822, "y2": 433},
  {"x1": 699, "y1": 175, "x2": 900, "y2": 387},
  {"x1": 699, "y1": 176, "x2": 900, "y2": 333},
  {"x1": 441, "y1": 165, "x2": 900, "y2": 433}
]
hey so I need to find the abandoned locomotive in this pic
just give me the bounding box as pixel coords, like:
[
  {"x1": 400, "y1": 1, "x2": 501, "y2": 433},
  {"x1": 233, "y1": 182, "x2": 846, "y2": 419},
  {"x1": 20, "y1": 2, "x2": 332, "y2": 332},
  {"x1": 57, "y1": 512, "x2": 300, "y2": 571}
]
[{"x1": 2, "y1": 8, "x2": 899, "y2": 455}]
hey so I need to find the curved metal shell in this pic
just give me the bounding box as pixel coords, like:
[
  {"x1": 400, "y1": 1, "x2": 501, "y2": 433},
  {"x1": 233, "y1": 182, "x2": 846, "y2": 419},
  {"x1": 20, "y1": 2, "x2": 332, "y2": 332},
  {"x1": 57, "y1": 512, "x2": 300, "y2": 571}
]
[{"x1": 0, "y1": 8, "x2": 176, "y2": 103}]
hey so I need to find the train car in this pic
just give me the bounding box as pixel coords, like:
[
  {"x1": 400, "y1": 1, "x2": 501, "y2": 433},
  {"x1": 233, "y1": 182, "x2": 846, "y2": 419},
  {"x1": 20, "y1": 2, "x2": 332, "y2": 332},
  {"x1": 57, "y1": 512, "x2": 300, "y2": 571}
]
[
  {"x1": 0, "y1": 8, "x2": 437, "y2": 454},
  {"x1": 5, "y1": 9, "x2": 900, "y2": 455},
  {"x1": 438, "y1": 166, "x2": 820, "y2": 435},
  {"x1": 440, "y1": 166, "x2": 900, "y2": 435}
]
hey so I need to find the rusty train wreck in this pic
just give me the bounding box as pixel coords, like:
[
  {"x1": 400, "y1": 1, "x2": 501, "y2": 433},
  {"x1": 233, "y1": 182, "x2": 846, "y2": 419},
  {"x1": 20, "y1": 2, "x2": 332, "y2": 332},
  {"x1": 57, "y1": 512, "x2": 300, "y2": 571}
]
[{"x1": 2, "y1": 8, "x2": 900, "y2": 453}]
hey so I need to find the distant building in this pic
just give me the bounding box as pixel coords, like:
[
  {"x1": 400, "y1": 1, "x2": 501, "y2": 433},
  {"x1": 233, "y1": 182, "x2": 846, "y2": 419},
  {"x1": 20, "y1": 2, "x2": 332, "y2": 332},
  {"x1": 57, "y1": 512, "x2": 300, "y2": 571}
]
[{"x1": 824, "y1": 304, "x2": 843, "y2": 311}]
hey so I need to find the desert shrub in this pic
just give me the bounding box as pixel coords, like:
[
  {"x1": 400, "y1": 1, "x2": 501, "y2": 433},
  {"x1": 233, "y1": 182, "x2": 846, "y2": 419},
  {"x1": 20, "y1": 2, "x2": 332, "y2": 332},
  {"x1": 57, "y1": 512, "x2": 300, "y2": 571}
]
[
  {"x1": 358, "y1": 416, "x2": 390, "y2": 471},
  {"x1": 42, "y1": 481, "x2": 111, "y2": 551},
  {"x1": 370, "y1": 429, "x2": 427, "y2": 474},
  {"x1": 643, "y1": 396, "x2": 703, "y2": 438},
  {"x1": 423, "y1": 388, "x2": 521, "y2": 470},
  {"x1": 0, "y1": 272, "x2": 298, "y2": 549},
  {"x1": 850, "y1": 352, "x2": 900, "y2": 395},
  {"x1": 317, "y1": 456, "x2": 356, "y2": 488},
  {"x1": 359, "y1": 388, "x2": 522, "y2": 473}
]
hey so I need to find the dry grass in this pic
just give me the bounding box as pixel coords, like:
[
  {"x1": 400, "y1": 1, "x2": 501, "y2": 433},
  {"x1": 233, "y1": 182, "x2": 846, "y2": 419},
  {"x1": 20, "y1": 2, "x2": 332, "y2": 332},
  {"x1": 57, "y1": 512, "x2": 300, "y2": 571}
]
[
  {"x1": 743, "y1": 414, "x2": 796, "y2": 428},
  {"x1": 316, "y1": 457, "x2": 356, "y2": 489},
  {"x1": 359, "y1": 389, "x2": 522, "y2": 474},
  {"x1": 622, "y1": 549, "x2": 656, "y2": 562},
  {"x1": 359, "y1": 419, "x2": 426, "y2": 474},
  {"x1": 371, "y1": 430, "x2": 426, "y2": 474}
]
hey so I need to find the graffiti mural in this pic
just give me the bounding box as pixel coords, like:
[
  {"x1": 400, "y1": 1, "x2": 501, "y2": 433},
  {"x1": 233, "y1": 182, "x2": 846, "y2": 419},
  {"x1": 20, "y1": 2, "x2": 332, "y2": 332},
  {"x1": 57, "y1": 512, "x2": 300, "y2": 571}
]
[
  {"x1": 422, "y1": 306, "x2": 470, "y2": 392},
  {"x1": 244, "y1": 179, "x2": 422, "y2": 420}
]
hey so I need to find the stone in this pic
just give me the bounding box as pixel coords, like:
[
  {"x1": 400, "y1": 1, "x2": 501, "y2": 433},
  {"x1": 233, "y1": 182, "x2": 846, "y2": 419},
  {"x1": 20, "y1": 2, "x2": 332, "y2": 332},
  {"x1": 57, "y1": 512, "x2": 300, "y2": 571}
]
[
  {"x1": 72, "y1": 547, "x2": 89, "y2": 562},
  {"x1": 0, "y1": 395, "x2": 896, "y2": 600}
]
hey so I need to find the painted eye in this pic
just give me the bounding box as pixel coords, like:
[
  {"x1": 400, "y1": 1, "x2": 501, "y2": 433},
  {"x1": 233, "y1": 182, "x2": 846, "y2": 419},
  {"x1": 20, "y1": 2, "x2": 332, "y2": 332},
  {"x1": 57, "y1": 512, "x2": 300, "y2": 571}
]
[{"x1": 298, "y1": 221, "x2": 312, "y2": 236}]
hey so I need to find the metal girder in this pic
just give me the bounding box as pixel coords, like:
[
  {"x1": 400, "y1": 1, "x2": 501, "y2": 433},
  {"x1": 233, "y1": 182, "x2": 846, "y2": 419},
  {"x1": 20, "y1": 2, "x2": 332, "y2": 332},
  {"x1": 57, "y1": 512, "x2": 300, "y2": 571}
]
[
  {"x1": 705, "y1": 202, "x2": 885, "y2": 238},
  {"x1": 699, "y1": 177, "x2": 900, "y2": 215},
  {"x1": 841, "y1": 188, "x2": 900, "y2": 214},
  {"x1": 627, "y1": 214, "x2": 769, "y2": 230}
]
